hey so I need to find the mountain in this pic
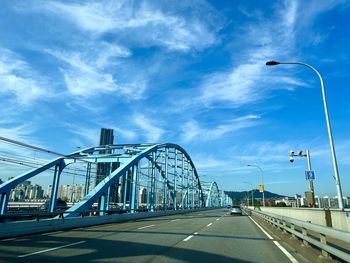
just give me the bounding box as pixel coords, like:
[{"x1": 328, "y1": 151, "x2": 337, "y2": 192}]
[{"x1": 224, "y1": 190, "x2": 289, "y2": 200}]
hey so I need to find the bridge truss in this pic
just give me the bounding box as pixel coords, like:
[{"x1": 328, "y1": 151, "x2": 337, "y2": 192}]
[{"x1": 0, "y1": 143, "x2": 229, "y2": 217}]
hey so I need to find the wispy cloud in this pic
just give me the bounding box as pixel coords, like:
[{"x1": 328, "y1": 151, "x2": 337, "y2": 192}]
[
  {"x1": 0, "y1": 125, "x2": 36, "y2": 143},
  {"x1": 181, "y1": 115, "x2": 260, "y2": 143},
  {"x1": 68, "y1": 126, "x2": 99, "y2": 146},
  {"x1": 134, "y1": 115, "x2": 164, "y2": 143},
  {"x1": 192, "y1": 155, "x2": 227, "y2": 170},
  {"x1": 45, "y1": 47, "x2": 147, "y2": 100},
  {"x1": 27, "y1": 0, "x2": 221, "y2": 52},
  {"x1": 195, "y1": 0, "x2": 300, "y2": 108},
  {"x1": 0, "y1": 48, "x2": 50, "y2": 105}
]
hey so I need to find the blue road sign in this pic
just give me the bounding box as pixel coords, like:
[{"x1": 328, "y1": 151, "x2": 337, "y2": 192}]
[{"x1": 305, "y1": 170, "x2": 316, "y2": 180}]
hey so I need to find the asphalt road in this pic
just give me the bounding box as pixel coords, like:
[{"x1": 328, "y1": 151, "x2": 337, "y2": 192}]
[{"x1": 0, "y1": 208, "x2": 299, "y2": 262}]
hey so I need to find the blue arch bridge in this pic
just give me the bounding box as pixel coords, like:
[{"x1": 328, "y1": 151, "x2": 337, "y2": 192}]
[{"x1": 0, "y1": 143, "x2": 230, "y2": 217}]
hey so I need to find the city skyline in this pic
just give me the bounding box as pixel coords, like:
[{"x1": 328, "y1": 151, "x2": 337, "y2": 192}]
[{"x1": 1, "y1": 1, "x2": 350, "y2": 197}]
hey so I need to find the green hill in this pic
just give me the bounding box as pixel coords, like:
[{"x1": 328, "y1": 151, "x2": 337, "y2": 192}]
[{"x1": 224, "y1": 190, "x2": 288, "y2": 201}]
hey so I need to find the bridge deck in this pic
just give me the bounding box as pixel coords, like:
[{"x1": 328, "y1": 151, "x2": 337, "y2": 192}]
[{"x1": 0, "y1": 208, "x2": 307, "y2": 262}]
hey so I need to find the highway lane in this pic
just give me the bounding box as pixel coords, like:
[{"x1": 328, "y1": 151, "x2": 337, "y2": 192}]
[{"x1": 0, "y1": 208, "x2": 299, "y2": 262}]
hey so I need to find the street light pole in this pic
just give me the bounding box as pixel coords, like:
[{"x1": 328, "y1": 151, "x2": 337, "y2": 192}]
[
  {"x1": 247, "y1": 164, "x2": 265, "y2": 207},
  {"x1": 266, "y1": 61, "x2": 344, "y2": 210},
  {"x1": 243, "y1": 181, "x2": 254, "y2": 207}
]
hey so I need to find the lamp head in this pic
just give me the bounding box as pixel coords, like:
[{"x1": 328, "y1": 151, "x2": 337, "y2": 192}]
[{"x1": 266, "y1": 61, "x2": 280, "y2": 66}]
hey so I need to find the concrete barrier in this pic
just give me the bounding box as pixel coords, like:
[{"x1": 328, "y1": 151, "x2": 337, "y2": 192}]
[
  {"x1": 248, "y1": 206, "x2": 350, "y2": 232},
  {"x1": 0, "y1": 208, "x2": 217, "y2": 239}
]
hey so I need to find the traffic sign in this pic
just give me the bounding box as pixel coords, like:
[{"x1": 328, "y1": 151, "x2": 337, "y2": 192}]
[
  {"x1": 258, "y1": 184, "x2": 264, "y2": 192},
  {"x1": 305, "y1": 170, "x2": 316, "y2": 180}
]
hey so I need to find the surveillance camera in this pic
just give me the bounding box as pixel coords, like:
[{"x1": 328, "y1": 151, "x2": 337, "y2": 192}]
[
  {"x1": 289, "y1": 156, "x2": 294, "y2": 163},
  {"x1": 298, "y1": 150, "x2": 303, "y2": 156},
  {"x1": 290, "y1": 150, "x2": 294, "y2": 156}
]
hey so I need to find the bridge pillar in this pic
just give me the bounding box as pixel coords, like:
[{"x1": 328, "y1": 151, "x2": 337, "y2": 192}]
[
  {"x1": 122, "y1": 172, "x2": 128, "y2": 210},
  {"x1": 0, "y1": 192, "x2": 9, "y2": 214},
  {"x1": 191, "y1": 170, "x2": 195, "y2": 209},
  {"x1": 174, "y1": 149, "x2": 177, "y2": 210},
  {"x1": 163, "y1": 148, "x2": 168, "y2": 210},
  {"x1": 146, "y1": 160, "x2": 151, "y2": 210},
  {"x1": 135, "y1": 163, "x2": 140, "y2": 211},
  {"x1": 98, "y1": 193, "x2": 107, "y2": 216},
  {"x1": 49, "y1": 162, "x2": 64, "y2": 213},
  {"x1": 181, "y1": 153, "x2": 184, "y2": 209},
  {"x1": 150, "y1": 152, "x2": 156, "y2": 211},
  {"x1": 186, "y1": 163, "x2": 190, "y2": 209},
  {"x1": 84, "y1": 162, "x2": 92, "y2": 196},
  {"x1": 130, "y1": 165, "x2": 137, "y2": 213}
]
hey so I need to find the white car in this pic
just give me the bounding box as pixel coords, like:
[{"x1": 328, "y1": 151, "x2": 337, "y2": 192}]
[{"x1": 230, "y1": 206, "x2": 242, "y2": 216}]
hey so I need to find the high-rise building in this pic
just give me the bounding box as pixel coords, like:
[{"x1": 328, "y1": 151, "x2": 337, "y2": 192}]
[
  {"x1": 95, "y1": 128, "x2": 114, "y2": 185},
  {"x1": 95, "y1": 128, "x2": 121, "y2": 205},
  {"x1": 9, "y1": 181, "x2": 44, "y2": 201},
  {"x1": 46, "y1": 185, "x2": 52, "y2": 198}
]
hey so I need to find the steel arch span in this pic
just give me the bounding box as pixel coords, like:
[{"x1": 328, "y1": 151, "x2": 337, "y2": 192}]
[
  {"x1": 201, "y1": 181, "x2": 221, "y2": 207},
  {"x1": 0, "y1": 143, "x2": 217, "y2": 217}
]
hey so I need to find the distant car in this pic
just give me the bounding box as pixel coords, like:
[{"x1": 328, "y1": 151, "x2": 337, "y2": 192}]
[
  {"x1": 230, "y1": 206, "x2": 242, "y2": 216},
  {"x1": 226, "y1": 205, "x2": 231, "y2": 208}
]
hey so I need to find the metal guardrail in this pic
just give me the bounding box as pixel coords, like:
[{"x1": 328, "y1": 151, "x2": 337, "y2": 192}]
[{"x1": 247, "y1": 208, "x2": 350, "y2": 262}]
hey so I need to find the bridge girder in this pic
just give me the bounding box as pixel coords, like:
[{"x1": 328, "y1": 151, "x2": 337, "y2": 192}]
[{"x1": 0, "y1": 143, "x2": 213, "y2": 216}]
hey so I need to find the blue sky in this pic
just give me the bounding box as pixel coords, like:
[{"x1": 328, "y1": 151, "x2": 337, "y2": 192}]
[{"x1": 1, "y1": 0, "x2": 350, "y2": 197}]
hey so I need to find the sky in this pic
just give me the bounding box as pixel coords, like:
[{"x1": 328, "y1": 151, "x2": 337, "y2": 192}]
[{"x1": 1, "y1": 0, "x2": 350, "y2": 197}]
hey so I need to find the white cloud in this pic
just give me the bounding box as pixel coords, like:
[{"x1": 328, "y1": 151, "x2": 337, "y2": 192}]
[
  {"x1": 46, "y1": 48, "x2": 146, "y2": 99},
  {"x1": 194, "y1": 0, "x2": 302, "y2": 108},
  {"x1": 66, "y1": 124, "x2": 137, "y2": 148},
  {"x1": 0, "y1": 125, "x2": 36, "y2": 143},
  {"x1": 32, "y1": 0, "x2": 220, "y2": 52},
  {"x1": 134, "y1": 115, "x2": 164, "y2": 142},
  {"x1": 192, "y1": 155, "x2": 227, "y2": 170},
  {"x1": 0, "y1": 48, "x2": 49, "y2": 105},
  {"x1": 68, "y1": 126, "x2": 99, "y2": 146},
  {"x1": 113, "y1": 127, "x2": 137, "y2": 141},
  {"x1": 181, "y1": 115, "x2": 260, "y2": 143}
]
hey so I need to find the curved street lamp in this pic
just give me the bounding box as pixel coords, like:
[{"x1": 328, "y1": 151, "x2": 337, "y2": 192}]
[
  {"x1": 266, "y1": 61, "x2": 344, "y2": 210},
  {"x1": 247, "y1": 164, "x2": 265, "y2": 207}
]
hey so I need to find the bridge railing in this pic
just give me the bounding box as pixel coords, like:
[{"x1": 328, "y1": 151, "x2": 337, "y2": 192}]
[{"x1": 247, "y1": 208, "x2": 350, "y2": 262}]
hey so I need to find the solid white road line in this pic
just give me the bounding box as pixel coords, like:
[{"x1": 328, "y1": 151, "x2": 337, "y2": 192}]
[
  {"x1": 248, "y1": 216, "x2": 298, "y2": 263},
  {"x1": 18, "y1": 241, "x2": 86, "y2": 258},
  {"x1": 249, "y1": 216, "x2": 273, "y2": 239},
  {"x1": 216, "y1": 218, "x2": 220, "y2": 221},
  {"x1": 207, "y1": 223, "x2": 213, "y2": 227},
  {"x1": 171, "y1": 219, "x2": 180, "y2": 222},
  {"x1": 273, "y1": 241, "x2": 299, "y2": 263},
  {"x1": 137, "y1": 224, "x2": 155, "y2": 230}
]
